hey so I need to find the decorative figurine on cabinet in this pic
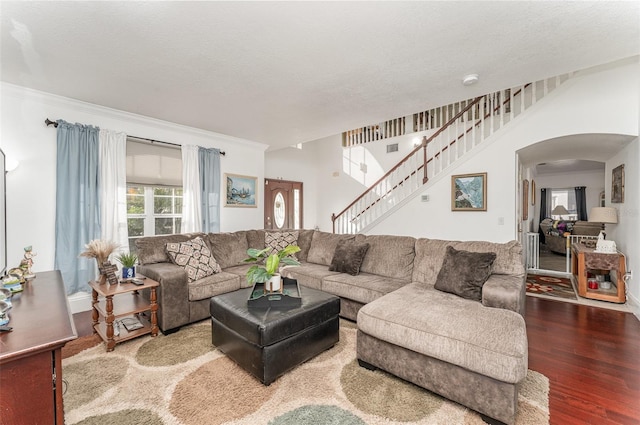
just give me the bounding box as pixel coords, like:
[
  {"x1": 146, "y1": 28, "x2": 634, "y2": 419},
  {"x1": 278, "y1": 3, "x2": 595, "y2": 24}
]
[{"x1": 20, "y1": 246, "x2": 37, "y2": 280}]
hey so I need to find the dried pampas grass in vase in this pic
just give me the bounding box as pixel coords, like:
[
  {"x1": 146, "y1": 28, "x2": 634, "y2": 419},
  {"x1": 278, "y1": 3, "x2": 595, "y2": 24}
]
[{"x1": 79, "y1": 240, "x2": 120, "y2": 284}]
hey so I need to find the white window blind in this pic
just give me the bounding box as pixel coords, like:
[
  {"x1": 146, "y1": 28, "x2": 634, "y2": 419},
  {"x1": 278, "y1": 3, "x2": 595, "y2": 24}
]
[{"x1": 126, "y1": 138, "x2": 182, "y2": 186}]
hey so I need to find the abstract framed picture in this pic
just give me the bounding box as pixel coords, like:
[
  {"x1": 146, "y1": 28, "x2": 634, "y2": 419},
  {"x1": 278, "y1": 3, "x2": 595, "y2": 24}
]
[
  {"x1": 224, "y1": 173, "x2": 257, "y2": 208},
  {"x1": 611, "y1": 164, "x2": 624, "y2": 203},
  {"x1": 451, "y1": 172, "x2": 487, "y2": 211}
]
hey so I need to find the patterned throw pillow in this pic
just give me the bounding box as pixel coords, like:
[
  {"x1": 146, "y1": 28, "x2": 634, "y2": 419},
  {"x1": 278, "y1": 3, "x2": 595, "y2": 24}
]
[
  {"x1": 265, "y1": 231, "x2": 299, "y2": 258},
  {"x1": 166, "y1": 237, "x2": 222, "y2": 282}
]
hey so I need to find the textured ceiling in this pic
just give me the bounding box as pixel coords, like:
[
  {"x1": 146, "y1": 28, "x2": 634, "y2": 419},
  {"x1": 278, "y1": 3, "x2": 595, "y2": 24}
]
[{"x1": 1, "y1": 1, "x2": 639, "y2": 149}]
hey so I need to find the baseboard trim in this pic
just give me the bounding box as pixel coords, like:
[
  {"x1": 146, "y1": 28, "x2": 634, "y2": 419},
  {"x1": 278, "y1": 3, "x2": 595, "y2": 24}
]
[{"x1": 68, "y1": 292, "x2": 92, "y2": 314}]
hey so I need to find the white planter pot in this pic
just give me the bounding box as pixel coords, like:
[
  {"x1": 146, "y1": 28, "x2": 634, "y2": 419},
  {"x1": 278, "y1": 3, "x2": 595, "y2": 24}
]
[{"x1": 267, "y1": 274, "x2": 282, "y2": 292}]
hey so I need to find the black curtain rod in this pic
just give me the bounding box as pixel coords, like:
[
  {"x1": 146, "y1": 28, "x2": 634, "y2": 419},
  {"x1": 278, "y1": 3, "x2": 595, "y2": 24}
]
[{"x1": 45, "y1": 118, "x2": 226, "y2": 156}]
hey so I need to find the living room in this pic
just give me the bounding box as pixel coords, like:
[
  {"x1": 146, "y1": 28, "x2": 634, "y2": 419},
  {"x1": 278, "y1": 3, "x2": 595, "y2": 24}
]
[{"x1": 1, "y1": 2, "x2": 639, "y2": 425}]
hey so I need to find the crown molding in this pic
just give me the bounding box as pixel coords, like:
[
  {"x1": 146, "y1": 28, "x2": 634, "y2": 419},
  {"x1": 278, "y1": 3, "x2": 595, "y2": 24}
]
[{"x1": 1, "y1": 82, "x2": 269, "y2": 151}]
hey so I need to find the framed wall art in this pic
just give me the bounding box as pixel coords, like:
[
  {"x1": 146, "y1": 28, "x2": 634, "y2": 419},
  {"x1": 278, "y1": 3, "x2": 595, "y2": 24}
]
[
  {"x1": 531, "y1": 179, "x2": 536, "y2": 206},
  {"x1": 522, "y1": 179, "x2": 529, "y2": 220},
  {"x1": 225, "y1": 173, "x2": 257, "y2": 208},
  {"x1": 451, "y1": 172, "x2": 487, "y2": 211},
  {"x1": 611, "y1": 164, "x2": 624, "y2": 203}
]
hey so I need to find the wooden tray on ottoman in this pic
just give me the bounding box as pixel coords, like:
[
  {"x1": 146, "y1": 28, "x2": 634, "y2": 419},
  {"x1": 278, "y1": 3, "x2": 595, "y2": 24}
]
[{"x1": 248, "y1": 277, "x2": 302, "y2": 309}]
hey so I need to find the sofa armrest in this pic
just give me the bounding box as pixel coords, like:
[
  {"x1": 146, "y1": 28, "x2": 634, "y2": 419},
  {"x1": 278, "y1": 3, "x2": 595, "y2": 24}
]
[
  {"x1": 482, "y1": 274, "x2": 526, "y2": 317},
  {"x1": 137, "y1": 262, "x2": 190, "y2": 333}
]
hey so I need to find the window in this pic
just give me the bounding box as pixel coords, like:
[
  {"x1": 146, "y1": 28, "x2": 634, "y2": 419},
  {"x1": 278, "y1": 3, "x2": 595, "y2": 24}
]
[
  {"x1": 550, "y1": 188, "x2": 577, "y2": 220},
  {"x1": 127, "y1": 185, "x2": 182, "y2": 252}
]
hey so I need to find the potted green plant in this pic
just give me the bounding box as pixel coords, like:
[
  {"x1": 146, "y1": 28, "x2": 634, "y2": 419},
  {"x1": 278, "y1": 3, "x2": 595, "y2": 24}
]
[
  {"x1": 244, "y1": 245, "x2": 301, "y2": 292},
  {"x1": 115, "y1": 252, "x2": 138, "y2": 279}
]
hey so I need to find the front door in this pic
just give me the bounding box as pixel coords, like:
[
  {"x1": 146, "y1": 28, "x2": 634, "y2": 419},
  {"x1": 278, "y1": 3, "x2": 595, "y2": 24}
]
[{"x1": 264, "y1": 179, "x2": 303, "y2": 229}]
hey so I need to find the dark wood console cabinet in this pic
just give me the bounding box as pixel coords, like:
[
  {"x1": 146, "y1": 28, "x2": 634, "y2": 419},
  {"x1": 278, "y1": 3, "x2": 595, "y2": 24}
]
[{"x1": 0, "y1": 270, "x2": 77, "y2": 424}]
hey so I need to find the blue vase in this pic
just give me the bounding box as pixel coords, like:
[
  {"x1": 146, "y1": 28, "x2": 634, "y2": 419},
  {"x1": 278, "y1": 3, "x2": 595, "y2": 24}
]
[{"x1": 122, "y1": 267, "x2": 135, "y2": 279}]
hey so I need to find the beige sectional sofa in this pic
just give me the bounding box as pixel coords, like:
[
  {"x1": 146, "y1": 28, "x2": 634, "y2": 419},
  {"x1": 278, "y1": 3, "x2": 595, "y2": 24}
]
[{"x1": 135, "y1": 229, "x2": 527, "y2": 424}]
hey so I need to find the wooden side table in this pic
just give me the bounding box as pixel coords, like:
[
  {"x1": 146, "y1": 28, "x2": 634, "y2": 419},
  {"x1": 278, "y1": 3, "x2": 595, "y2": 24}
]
[
  {"x1": 89, "y1": 276, "x2": 159, "y2": 351},
  {"x1": 571, "y1": 243, "x2": 626, "y2": 303}
]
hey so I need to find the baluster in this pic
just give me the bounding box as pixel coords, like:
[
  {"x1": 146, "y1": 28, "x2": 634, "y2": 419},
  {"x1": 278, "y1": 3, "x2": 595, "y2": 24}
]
[
  {"x1": 499, "y1": 90, "x2": 505, "y2": 128},
  {"x1": 490, "y1": 92, "x2": 495, "y2": 135},
  {"x1": 480, "y1": 96, "x2": 485, "y2": 142},
  {"x1": 543, "y1": 78, "x2": 548, "y2": 97},
  {"x1": 510, "y1": 87, "x2": 515, "y2": 121},
  {"x1": 532, "y1": 81, "x2": 537, "y2": 104}
]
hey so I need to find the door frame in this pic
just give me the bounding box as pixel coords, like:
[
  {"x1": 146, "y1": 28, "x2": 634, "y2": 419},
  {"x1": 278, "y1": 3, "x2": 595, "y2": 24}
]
[{"x1": 264, "y1": 178, "x2": 303, "y2": 229}]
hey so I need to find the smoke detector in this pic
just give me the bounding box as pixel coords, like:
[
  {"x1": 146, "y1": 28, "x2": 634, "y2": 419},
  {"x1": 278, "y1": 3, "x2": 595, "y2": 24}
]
[{"x1": 462, "y1": 74, "x2": 479, "y2": 86}]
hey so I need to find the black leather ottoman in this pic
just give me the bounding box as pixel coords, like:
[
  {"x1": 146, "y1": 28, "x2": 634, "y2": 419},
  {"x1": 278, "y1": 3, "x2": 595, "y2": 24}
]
[{"x1": 210, "y1": 285, "x2": 340, "y2": 385}]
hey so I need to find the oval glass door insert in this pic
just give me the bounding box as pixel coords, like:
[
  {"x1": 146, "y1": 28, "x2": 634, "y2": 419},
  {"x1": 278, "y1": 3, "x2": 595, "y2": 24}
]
[{"x1": 274, "y1": 192, "x2": 285, "y2": 228}]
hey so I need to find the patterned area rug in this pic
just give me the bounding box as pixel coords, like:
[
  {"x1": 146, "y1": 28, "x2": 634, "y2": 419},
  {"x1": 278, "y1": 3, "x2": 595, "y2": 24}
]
[
  {"x1": 526, "y1": 273, "x2": 577, "y2": 300},
  {"x1": 63, "y1": 321, "x2": 549, "y2": 425}
]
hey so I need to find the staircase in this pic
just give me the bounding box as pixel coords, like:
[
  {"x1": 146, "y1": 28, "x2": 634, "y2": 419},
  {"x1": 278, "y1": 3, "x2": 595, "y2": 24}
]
[{"x1": 331, "y1": 74, "x2": 572, "y2": 234}]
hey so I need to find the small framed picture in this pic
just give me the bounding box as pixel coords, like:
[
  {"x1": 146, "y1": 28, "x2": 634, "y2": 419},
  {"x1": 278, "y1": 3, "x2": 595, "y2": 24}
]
[
  {"x1": 522, "y1": 179, "x2": 529, "y2": 220},
  {"x1": 451, "y1": 172, "x2": 487, "y2": 211},
  {"x1": 225, "y1": 173, "x2": 258, "y2": 207},
  {"x1": 531, "y1": 180, "x2": 536, "y2": 206},
  {"x1": 611, "y1": 164, "x2": 624, "y2": 203}
]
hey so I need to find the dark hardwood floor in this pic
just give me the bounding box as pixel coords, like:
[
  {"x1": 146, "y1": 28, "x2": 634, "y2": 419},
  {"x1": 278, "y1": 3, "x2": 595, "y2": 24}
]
[
  {"x1": 526, "y1": 296, "x2": 640, "y2": 425},
  {"x1": 72, "y1": 296, "x2": 640, "y2": 424}
]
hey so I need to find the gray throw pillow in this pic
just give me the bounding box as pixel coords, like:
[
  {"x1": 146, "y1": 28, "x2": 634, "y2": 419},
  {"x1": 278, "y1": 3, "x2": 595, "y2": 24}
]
[
  {"x1": 328, "y1": 240, "x2": 370, "y2": 276},
  {"x1": 434, "y1": 246, "x2": 497, "y2": 301}
]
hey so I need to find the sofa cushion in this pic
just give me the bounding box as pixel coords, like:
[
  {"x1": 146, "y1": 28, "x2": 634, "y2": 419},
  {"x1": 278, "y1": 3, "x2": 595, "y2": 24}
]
[
  {"x1": 265, "y1": 230, "x2": 299, "y2": 258},
  {"x1": 206, "y1": 232, "x2": 249, "y2": 269},
  {"x1": 322, "y1": 273, "x2": 407, "y2": 304},
  {"x1": 136, "y1": 232, "x2": 206, "y2": 265},
  {"x1": 166, "y1": 237, "x2": 222, "y2": 283},
  {"x1": 294, "y1": 229, "x2": 315, "y2": 262},
  {"x1": 356, "y1": 234, "x2": 415, "y2": 281},
  {"x1": 246, "y1": 229, "x2": 265, "y2": 250},
  {"x1": 572, "y1": 221, "x2": 602, "y2": 236},
  {"x1": 223, "y1": 264, "x2": 258, "y2": 288},
  {"x1": 328, "y1": 240, "x2": 370, "y2": 276},
  {"x1": 283, "y1": 263, "x2": 342, "y2": 291},
  {"x1": 188, "y1": 271, "x2": 241, "y2": 301},
  {"x1": 434, "y1": 246, "x2": 496, "y2": 301},
  {"x1": 357, "y1": 283, "x2": 528, "y2": 384},
  {"x1": 412, "y1": 239, "x2": 523, "y2": 286},
  {"x1": 307, "y1": 231, "x2": 356, "y2": 266}
]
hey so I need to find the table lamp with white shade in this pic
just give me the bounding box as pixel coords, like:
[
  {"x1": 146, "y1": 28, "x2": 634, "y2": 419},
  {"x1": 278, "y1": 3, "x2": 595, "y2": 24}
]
[
  {"x1": 589, "y1": 206, "x2": 618, "y2": 239},
  {"x1": 551, "y1": 205, "x2": 570, "y2": 220}
]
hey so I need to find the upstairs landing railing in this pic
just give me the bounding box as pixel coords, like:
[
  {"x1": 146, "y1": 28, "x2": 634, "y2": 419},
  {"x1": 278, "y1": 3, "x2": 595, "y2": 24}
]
[{"x1": 331, "y1": 75, "x2": 571, "y2": 234}]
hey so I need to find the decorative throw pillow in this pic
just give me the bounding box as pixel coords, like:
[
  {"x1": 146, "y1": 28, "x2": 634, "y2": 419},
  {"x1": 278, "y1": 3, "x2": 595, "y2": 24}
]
[
  {"x1": 328, "y1": 240, "x2": 371, "y2": 276},
  {"x1": 265, "y1": 231, "x2": 299, "y2": 258},
  {"x1": 166, "y1": 237, "x2": 222, "y2": 283},
  {"x1": 434, "y1": 246, "x2": 496, "y2": 301}
]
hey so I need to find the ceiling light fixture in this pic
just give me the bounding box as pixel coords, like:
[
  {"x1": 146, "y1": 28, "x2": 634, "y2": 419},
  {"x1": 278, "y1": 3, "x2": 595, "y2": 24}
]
[{"x1": 462, "y1": 74, "x2": 479, "y2": 86}]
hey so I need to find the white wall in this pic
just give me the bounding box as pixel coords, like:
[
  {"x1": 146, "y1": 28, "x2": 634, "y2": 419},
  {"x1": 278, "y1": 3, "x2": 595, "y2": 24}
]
[
  {"x1": 264, "y1": 145, "x2": 320, "y2": 230},
  {"x1": 0, "y1": 83, "x2": 267, "y2": 273},
  {"x1": 605, "y1": 138, "x2": 639, "y2": 315},
  {"x1": 280, "y1": 58, "x2": 636, "y2": 239}
]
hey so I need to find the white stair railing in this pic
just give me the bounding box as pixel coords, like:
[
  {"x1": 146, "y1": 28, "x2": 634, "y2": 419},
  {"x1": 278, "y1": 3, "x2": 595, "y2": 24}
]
[{"x1": 332, "y1": 74, "x2": 571, "y2": 234}]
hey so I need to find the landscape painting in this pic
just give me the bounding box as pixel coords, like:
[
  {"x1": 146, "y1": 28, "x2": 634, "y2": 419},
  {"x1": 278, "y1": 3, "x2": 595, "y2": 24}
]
[
  {"x1": 225, "y1": 173, "x2": 257, "y2": 207},
  {"x1": 451, "y1": 172, "x2": 487, "y2": 211}
]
